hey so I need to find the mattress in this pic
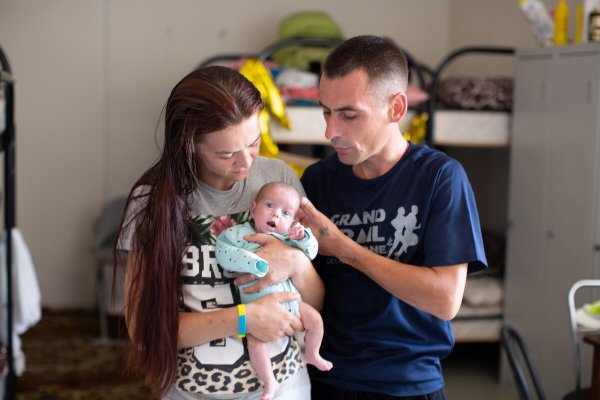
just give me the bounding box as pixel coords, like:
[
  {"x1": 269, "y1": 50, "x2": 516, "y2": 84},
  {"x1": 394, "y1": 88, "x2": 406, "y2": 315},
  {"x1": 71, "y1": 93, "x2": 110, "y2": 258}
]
[
  {"x1": 452, "y1": 303, "x2": 503, "y2": 343},
  {"x1": 270, "y1": 106, "x2": 327, "y2": 145},
  {"x1": 431, "y1": 74, "x2": 513, "y2": 147},
  {"x1": 271, "y1": 106, "x2": 510, "y2": 148},
  {"x1": 451, "y1": 276, "x2": 504, "y2": 343},
  {"x1": 270, "y1": 106, "x2": 416, "y2": 145},
  {"x1": 432, "y1": 110, "x2": 511, "y2": 147}
]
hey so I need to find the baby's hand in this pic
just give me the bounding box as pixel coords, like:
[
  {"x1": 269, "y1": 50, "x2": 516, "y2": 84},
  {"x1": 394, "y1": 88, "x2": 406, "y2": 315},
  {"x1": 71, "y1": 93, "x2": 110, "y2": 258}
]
[{"x1": 288, "y1": 222, "x2": 305, "y2": 240}]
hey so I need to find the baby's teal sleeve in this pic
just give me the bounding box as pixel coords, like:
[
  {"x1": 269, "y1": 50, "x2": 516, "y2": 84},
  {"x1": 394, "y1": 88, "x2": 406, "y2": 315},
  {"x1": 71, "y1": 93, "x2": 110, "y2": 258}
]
[{"x1": 215, "y1": 226, "x2": 268, "y2": 277}]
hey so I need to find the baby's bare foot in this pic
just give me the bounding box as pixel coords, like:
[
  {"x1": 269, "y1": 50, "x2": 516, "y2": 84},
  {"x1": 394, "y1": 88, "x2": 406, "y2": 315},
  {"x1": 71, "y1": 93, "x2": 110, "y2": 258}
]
[{"x1": 305, "y1": 353, "x2": 333, "y2": 371}]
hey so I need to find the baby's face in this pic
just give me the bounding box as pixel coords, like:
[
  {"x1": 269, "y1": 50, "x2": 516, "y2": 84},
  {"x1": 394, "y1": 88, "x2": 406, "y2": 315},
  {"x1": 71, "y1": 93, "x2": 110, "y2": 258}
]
[{"x1": 251, "y1": 186, "x2": 300, "y2": 234}]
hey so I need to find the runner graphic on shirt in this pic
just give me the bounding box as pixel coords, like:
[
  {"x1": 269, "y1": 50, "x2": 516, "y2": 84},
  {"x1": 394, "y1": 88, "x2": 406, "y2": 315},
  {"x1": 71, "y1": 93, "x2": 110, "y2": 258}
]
[{"x1": 387, "y1": 205, "x2": 421, "y2": 257}]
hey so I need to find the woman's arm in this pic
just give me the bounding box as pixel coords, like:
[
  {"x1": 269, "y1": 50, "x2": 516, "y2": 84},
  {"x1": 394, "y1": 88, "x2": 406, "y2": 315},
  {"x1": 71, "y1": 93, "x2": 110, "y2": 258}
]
[
  {"x1": 124, "y1": 252, "x2": 303, "y2": 350},
  {"x1": 177, "y1": 292, "x2": 303, "y2": 348},
  {"x1": 235, "y1": 234, "x2": 325, "y2": 310}
]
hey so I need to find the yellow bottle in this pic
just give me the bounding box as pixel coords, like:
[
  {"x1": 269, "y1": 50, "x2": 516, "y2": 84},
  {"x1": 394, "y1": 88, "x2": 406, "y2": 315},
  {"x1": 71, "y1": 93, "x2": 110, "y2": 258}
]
[
  {"x1": 554, "y1": 0, "x2": 570, "y2": 45},
  {"x1": 576, "y1": 3, "x2": 584, "y2": 43}
]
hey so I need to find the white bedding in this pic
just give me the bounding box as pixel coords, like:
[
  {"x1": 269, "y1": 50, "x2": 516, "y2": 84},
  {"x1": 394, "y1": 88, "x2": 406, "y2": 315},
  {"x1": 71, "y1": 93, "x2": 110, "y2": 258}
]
[
  {"x1": 432, "y1": 110, "x2": 511, "y2": 147},
  {"x1": 451, "y1": 306, "x2": 503, "y2": 343},
  {"x1": 270, "y1": 106, "x2": 415, "y2": 145},
  {"x1": 452, "y1": 276, "x2": 504, "y2": 342},
  {"x1": 270, "y1": 106, "x2": 510, "y2": 147}
]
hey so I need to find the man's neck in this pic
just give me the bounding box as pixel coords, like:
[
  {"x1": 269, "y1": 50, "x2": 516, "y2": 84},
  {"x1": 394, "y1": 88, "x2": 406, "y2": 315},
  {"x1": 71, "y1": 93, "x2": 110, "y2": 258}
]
[{"x1": 352, "y1": 135, "x2": 409, "y2": 180}]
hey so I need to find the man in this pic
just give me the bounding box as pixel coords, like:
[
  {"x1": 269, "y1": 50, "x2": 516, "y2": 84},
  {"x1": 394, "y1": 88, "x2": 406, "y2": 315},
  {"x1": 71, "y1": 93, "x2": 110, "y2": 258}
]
[{"x1": 299, "y1": 35, "x2": 487, "y2": 399}]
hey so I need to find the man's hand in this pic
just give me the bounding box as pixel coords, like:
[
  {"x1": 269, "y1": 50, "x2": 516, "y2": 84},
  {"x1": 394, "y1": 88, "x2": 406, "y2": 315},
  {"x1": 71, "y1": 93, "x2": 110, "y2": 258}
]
[{"x1": 299, "y1": 196, "x2": 347, "y2": 257}]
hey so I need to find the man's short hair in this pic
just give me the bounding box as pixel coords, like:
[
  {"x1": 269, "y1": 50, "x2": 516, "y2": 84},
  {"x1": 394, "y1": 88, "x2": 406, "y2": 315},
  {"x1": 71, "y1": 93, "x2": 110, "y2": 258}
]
[{"x1": 322, "y1": 35, "x2": 408, "y2": 95}]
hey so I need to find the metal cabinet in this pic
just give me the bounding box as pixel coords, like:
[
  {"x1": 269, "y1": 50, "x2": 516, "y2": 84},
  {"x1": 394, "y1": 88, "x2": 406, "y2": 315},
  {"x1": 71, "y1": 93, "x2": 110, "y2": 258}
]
[{"x1": 505, "y1": 44, "x2": 600, "y2": 398}]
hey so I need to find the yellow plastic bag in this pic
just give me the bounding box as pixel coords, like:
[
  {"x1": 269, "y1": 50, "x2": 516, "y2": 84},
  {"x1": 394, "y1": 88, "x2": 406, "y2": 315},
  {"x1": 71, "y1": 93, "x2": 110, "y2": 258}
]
[
  {"x1": 403, "y1": 112, "x2": 428, "y2": 145},
  {"x1": 238, "y1": 58, "x2": 313, "y2": 176},
  {"x1": 239, "y1": 58, "x2": 293, "y2": 159}
]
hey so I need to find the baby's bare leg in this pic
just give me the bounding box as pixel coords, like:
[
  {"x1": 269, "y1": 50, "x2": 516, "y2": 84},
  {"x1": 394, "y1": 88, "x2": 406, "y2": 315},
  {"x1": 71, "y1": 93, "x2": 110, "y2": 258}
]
[
  {"x1": 298, "y1": 302, "x2": 333, "y2": 371},
  {"x1": 247, "y1": 334, "x2": 279, "y2": 400}
]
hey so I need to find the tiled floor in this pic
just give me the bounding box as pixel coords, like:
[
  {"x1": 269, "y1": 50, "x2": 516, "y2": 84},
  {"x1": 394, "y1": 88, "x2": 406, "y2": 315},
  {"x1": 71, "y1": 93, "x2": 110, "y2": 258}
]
[{"x1": 443, "y1": 342, "x2": 516, "y2": 400}]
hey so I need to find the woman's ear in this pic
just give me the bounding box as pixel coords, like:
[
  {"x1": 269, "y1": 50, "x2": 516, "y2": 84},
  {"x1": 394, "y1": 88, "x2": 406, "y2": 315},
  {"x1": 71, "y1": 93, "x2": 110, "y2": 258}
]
[{"x1": 389, "y1": 92, "x2": 408, "y2": 122}]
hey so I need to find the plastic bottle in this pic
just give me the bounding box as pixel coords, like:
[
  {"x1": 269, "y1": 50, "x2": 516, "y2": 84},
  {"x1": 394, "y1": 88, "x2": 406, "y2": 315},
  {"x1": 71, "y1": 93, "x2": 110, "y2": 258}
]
[
  {"x1": 554, "y1": 0, "x2": 570, "y2": 45},
  {"x1": 583, "y1": 0, "x2": 600, "y2": 42},
  {"x1": 589, "y1": 8, "x2": 600, "y2": 41},
  {"x1": 519, "y1": 0, "x2": 555, "y2": 47},
  {"x1": 576, "y1": 3, "x2": 584, "y2": 43}
]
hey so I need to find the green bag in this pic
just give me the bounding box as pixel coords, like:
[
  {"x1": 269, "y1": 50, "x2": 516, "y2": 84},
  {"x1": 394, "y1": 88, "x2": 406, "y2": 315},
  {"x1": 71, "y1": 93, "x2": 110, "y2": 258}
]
[
  {"x1": 278, "y1": 11, "x2": 344, "y2": 40},
  {"x1": 271, "y1": 11, "x2": 344, "y2": 73}
]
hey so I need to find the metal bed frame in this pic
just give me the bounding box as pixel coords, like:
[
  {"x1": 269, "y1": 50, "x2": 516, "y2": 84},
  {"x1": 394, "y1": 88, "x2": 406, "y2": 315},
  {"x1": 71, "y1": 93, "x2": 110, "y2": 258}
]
[{"x1": 0, "y1": 44, "x2": 17, "y2": 400}]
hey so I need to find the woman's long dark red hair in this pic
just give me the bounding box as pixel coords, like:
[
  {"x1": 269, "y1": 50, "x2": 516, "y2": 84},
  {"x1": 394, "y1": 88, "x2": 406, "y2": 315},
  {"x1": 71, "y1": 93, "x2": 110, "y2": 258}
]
[{"x1": 116, "y1": 66, "x2": 263, "y2": 395}]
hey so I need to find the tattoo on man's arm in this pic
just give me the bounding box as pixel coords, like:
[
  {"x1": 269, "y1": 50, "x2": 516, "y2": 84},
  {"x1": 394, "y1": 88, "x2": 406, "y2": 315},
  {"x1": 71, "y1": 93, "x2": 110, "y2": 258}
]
[{"x1": 318, "y1": 227, "x2": 329, "y2": 238}]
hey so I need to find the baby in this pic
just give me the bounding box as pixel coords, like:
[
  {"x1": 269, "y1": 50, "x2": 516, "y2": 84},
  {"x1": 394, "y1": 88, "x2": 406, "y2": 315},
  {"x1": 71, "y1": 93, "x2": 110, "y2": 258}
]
[{"x1": 215, "y1": 182, "x2": 332, "y2": 400}]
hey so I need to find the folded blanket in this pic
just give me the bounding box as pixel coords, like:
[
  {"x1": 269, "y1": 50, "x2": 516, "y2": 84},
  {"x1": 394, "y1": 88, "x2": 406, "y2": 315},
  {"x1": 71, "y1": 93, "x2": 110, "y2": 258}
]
[{"x1": 436, "y1": 76, "x2": 513, "y2": 111}]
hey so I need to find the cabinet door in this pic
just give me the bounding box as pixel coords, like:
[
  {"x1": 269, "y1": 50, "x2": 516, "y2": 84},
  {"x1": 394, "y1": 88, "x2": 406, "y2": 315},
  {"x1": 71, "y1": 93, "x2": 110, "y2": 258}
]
[
  {"x1": 505, "y1": 53, "x2": 553, "y2": 351},
  {"x1": 507, "y1": 48, "x2": 600, "y2": 397},
  {"x1": 541, "y1": 50, "x2": 600, "y2": 394}
]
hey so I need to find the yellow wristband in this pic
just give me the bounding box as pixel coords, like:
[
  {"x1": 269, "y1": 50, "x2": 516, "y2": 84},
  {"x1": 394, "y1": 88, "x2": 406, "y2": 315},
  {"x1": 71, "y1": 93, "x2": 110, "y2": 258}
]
[{"x1": 237, "y1": 304, "x2": 246, "y2": 338}]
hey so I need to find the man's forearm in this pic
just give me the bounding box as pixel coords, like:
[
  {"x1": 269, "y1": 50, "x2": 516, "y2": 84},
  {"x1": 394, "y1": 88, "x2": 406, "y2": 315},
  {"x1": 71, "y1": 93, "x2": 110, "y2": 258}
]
[{"x1": 336, "y1": 235, "x2": 467, "y2": 320}]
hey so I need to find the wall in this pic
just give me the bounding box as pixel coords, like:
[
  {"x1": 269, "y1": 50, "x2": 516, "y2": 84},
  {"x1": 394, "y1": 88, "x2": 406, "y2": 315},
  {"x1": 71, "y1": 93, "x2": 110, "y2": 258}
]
[{"x1": 1, "y1": 1, "x2": 106, "y2": 308}]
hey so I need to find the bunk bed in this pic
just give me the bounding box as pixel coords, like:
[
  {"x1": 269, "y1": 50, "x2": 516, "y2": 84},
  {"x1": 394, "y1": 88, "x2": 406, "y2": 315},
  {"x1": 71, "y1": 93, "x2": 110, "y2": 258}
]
[
  {"x1": 427, "y1": 46, "x2": 515, "y2": 147},
  {"x1": 198, "y1": 38, "x2": 430, "y2": 151},
  {"x1": 0, "y1": 45, "x2": 17, "y2": 400},
  {"x1": 428, "y1": 46, "x2": 516, "y2": 342}
]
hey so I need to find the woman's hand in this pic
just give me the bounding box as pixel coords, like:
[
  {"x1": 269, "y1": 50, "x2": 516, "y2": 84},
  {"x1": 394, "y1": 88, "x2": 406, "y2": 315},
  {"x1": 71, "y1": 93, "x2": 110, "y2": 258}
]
[
  {"x1": 234, "y1": 234, "x2": 301, "y2": 291},
  {"x1": 177, "y1": 292, "x2": 302, "y2": 348},
  {"x1": 245, "y1": 292, "x2": 303, "y2": 342},
  {"x1": 235, "y1": 230, "x2": 325, "y2": 310}
]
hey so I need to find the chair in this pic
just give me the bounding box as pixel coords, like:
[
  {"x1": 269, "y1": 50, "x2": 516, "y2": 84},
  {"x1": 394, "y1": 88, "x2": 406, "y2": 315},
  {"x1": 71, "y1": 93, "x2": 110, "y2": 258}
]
[
  {"x1": 566, "y1": 280, "x2": 600, "y2": 397},
  {"x1": 500, "y1": 325, "x2": 547, "y2": 400},
  {"x1": 501, "y1": 325, "x2": 591, "y2": 400},
  {"x1": 92, "y1": 196, "x2": 129, "y2": 346}
]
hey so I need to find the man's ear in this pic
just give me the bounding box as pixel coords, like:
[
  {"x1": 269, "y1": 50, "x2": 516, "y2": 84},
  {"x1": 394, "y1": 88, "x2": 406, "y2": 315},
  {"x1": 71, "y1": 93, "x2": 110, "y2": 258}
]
[{"x1": 389, "y1": 92, "x2": 408, "y2": 122}]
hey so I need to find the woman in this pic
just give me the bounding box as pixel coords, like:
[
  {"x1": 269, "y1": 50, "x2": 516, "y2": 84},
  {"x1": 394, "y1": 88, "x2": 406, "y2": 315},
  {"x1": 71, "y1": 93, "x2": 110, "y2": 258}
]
[{"x1": 116, "y1": 66, "x2": 323, "y2": 399}]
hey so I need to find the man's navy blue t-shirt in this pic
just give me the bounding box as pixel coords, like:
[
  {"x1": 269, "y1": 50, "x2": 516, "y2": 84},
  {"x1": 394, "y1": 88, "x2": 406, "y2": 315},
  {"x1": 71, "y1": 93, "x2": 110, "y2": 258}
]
[{"x1": 301, "y1": 142, "x2": 487, "y2": 397}]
